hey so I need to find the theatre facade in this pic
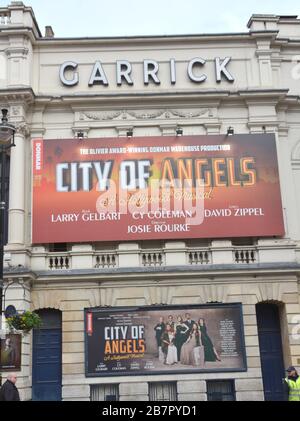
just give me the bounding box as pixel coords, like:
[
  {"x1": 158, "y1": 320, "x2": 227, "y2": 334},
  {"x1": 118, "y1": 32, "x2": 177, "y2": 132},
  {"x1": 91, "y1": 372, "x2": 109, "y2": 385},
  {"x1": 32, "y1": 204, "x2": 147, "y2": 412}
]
[{"x1": 1, "y1": 2, "x2": 300, "y2": 401}]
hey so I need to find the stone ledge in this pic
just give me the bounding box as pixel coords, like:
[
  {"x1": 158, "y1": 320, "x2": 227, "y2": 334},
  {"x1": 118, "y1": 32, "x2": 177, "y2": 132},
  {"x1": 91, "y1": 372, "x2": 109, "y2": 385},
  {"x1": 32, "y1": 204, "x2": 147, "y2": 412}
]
[
  {"x1": 61, "y1": 367, "x2": 263, "y2": 384},
  {"x1": 5, "y1": 261, "x2": 300, "y2": 279},
  {"x1": 120, "y1": 395, "x2": 149, "y2": 401}
]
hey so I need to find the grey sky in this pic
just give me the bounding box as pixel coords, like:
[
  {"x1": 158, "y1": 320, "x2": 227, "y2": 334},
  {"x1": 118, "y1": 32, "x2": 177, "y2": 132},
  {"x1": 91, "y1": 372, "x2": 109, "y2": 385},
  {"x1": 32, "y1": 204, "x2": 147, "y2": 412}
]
[{"x1": 3, "y1": 0, "x2": 300, "y2": 37}]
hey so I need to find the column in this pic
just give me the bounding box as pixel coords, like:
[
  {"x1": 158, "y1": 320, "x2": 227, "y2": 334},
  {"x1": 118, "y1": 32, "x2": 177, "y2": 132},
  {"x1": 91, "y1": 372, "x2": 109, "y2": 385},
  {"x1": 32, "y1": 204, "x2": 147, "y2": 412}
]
[
  {"x1": 256, "y1": 40, "x2": 273, "y2": 87},
  {"x1": 8, "y1": 126, "x2": 26, "y2": 247}
]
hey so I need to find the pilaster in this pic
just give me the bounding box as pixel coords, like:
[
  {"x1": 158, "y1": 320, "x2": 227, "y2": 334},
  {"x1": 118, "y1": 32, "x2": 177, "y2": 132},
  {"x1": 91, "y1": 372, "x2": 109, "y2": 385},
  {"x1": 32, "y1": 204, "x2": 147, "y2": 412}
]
[{"x1": 8, "y1": 122, "x2": 28, "y2": 247}]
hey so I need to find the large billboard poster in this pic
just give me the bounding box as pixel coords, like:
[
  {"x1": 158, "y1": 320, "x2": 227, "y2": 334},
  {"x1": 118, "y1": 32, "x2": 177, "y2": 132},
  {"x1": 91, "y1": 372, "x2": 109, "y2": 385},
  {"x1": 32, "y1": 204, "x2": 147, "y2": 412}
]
[
  {"x1": 85, "y1": 304, "x2": 247, "y2": 377},
  {"x1": 32, "y1": 134, "x2": 284, "y2": 243}
]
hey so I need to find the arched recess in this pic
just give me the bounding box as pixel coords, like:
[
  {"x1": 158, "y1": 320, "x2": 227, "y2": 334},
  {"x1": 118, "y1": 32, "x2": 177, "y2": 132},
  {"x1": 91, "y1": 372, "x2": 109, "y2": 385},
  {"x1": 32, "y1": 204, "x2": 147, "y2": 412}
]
[
  {"x1": 291, "y1": 140, "x2": 300, "y2": 162},
  {"x1": 31, "y1": 291, "x2": 63, "y2": 312},
  {"x1": 32, "y1": 308, "x2": 62, "y2": 401},
  {"x1": 256, "y1": 301, "x2": 288, "y2": 401}
]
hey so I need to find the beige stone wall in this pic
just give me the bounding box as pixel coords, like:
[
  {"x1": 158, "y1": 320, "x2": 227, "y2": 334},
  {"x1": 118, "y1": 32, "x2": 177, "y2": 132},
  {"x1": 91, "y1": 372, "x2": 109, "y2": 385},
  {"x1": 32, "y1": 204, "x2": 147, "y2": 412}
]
[
  {"x1": 2, "y1": 272, "x2": 300, "y2": 401},
  {"x1": 12, "y1": 276, "x2": 295, "y2": 401}
]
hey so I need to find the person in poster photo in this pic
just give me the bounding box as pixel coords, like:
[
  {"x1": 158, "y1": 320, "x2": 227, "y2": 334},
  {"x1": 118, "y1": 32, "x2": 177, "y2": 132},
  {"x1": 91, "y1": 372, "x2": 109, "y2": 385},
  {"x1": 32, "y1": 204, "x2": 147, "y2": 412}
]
[
  {"x1": 1, "y1": 338, "x2": 16, "y2": 367},
  {"x1": 174, "y1": 315, "x2": 189, "y2": 361},
  {"x1": 184, "y1": 313, "x2": 195, "y2": 340},
  {"x1": 153, "y1": 316, "x2": 165, "y2": 360},
  {"x1": 161, "y1": 324, "x2": 178, "y2": 365},
  {"x1": 166, "y1": 315, "x2": 175, "y2": 330},
  {"x1": 198, "y1": 318, "x2": 221, "y2": 362},
  {"x1": 180, "y1": 323, "x2": 204, "y2": 367}
]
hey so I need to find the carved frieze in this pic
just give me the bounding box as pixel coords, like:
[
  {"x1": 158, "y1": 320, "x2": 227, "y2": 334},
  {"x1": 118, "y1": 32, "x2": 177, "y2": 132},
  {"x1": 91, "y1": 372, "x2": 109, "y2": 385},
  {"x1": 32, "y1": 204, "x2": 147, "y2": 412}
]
[{"x1": 79, "y1": 108, "x2": 213, "y2": 122}]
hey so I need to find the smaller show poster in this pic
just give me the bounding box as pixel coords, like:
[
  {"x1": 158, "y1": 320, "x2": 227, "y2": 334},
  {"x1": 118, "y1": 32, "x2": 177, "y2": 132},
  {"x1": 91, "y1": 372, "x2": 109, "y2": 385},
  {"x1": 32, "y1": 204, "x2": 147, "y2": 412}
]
[
  {"x1": 85, "y1": 303, "x2": 247, "y2": 377},
  {"x1": 0, "y1": 334, "x2": 22, "y2": 371}
]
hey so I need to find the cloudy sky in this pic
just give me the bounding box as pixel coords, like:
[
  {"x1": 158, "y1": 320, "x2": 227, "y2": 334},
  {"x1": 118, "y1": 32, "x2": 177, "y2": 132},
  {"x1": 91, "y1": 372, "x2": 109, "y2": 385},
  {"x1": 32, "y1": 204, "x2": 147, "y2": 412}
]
[{"x1": 3, "y1": 0, "x2": 299, "y2": 37}]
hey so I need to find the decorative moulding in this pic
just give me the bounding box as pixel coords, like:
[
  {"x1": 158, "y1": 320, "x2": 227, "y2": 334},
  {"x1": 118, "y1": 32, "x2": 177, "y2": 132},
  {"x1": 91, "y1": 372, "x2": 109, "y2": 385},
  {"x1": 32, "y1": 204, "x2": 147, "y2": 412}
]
[{"x1": 79, "y1": 108, "x2": 213, "y2": 122}]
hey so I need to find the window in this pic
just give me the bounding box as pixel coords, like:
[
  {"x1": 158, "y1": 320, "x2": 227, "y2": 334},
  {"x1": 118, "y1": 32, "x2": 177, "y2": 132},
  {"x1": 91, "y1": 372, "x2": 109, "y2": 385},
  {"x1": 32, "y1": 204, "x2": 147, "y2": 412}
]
[
  {"x1": 149, "y1": 382, "x2": 177, "y2": 401},
  {"x1": 0, "y1": 152, "x2": 10, "y2": 245},
  {"x1": 206, "y1": 380, "x2": 236, "y2": 401},
  {"x1": 231, "y1": 238, "x2": 256, "y2": 246},
  {"x1": 90, "y1": 384, "x2": 119, "y2": 401},
  {"x1": 48, "y1": 243, "x2": 68, "y2": 252}
]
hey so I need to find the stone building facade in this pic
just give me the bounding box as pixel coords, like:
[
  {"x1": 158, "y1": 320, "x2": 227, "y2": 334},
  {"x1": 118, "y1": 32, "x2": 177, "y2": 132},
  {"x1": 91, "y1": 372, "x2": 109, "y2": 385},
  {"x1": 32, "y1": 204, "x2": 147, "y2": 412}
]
[{"x1": 1, "y1": 2, "x2": 300, "y2": 401}]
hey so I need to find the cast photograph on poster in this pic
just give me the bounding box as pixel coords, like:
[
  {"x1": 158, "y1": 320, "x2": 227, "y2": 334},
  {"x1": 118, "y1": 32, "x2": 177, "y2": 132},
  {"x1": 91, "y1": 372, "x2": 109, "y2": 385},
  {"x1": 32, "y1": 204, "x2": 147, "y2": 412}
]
[
  {"x1": 85, "y1": 303, "x2": 247, "y2": 377},
  {"x1": 0, "y1": 334, "x2": 22, "y2": 371}
]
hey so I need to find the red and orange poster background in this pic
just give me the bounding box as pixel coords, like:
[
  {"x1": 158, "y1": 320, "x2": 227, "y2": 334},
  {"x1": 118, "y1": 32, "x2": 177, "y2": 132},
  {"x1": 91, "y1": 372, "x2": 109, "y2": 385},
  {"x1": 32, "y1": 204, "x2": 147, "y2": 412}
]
[{"x1": 32, "y1": 134, "x2": 284, "y2": 243}]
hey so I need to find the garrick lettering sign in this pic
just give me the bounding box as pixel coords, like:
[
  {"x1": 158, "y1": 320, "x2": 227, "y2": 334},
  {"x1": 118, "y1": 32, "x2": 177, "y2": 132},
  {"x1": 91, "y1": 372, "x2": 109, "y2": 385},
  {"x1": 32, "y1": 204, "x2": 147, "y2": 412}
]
[{"x1": 59, "y1": 57, "x2": 234, "y2": 87}]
